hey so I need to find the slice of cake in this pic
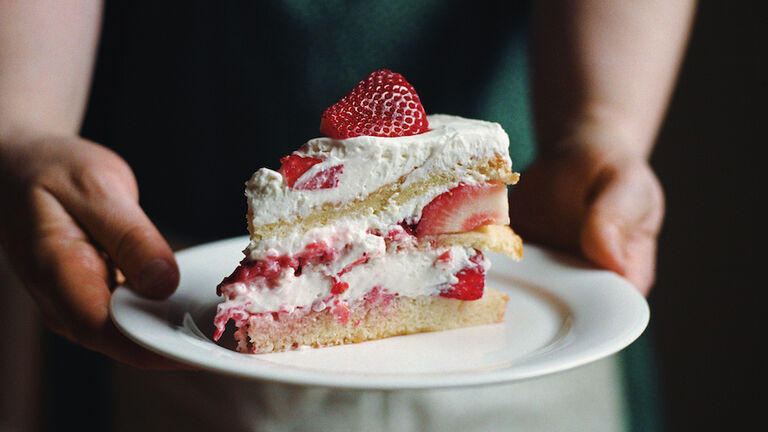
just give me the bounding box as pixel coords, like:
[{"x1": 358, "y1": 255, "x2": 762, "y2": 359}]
[{"x1": 214, "y1": 70, "x2": 522, "y2": 353}]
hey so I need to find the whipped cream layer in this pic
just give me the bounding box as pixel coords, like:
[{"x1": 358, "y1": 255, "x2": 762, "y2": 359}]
[
  {"x1": 245, "y1": 115, "x2": 511, "y2": 258},
  {"x1": 217, "y1": 245, "x2": 487, "y2": 316},
  {"x1": 247, "y1": 222, "x2": 386, "y2": 264}
]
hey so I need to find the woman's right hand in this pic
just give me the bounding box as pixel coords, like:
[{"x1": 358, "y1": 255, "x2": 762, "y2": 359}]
[{"x1": 0, "y1": 134, "x2": 184, "y2": 369}]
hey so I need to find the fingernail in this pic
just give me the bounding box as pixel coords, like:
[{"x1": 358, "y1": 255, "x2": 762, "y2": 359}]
[
  {"x1": 605, "y1": 223, "x2": 626, "y2": 274},
  {"x1": 139, "y1": 258, "x2": 178, "y2": 299}
]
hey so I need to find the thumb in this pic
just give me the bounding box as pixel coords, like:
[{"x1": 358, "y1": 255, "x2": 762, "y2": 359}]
[
  {"x1": 95, "y1": 199, "x2": 180, "y2": 299},
  {"x1": 580, "y1": 162, "x2": 664, "y2": 294},
  {"x1": 58, "y1": 169, "x2": 179, "y2": 299}
]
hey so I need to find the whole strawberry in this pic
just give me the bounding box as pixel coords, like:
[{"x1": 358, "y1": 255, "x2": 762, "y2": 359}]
[{"x1": 320, "y1": 69, "x2": 430, "y2": 139}]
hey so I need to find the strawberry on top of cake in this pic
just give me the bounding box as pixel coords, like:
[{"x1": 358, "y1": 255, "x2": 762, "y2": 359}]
[{"x1": 215, "y1": 69, "x2": 522, "y2": 353}]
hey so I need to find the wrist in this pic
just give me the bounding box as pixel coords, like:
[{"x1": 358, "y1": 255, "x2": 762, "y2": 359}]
[
  {"x1": 0, "y1": 118, "x2": 79, "y2": 149},
  {"x1": 538, "y1": 106, "x2": 655, "y2": 164},
  {"x1": 0, "y1": 131, "x2": 84, "y2": 163}
]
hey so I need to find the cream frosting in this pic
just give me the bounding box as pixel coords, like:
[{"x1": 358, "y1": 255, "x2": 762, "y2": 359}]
[{"x1": 217, "y1": 245, "x2": 487, "y2": 315}]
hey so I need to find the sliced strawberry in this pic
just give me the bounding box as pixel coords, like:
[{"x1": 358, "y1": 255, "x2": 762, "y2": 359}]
[
  {"x1": 279, "y1": 154, "x2": 343, "y2": 190},
  {"x1": 439, "y1": 251, "x2": 487, "y2": 300},
  {"x1": 433, "y1": 249, "x2": 454, "y2": 270},
  {"x1": 279, "y1": 154, "x2": 322, "y2": 187},
  {"x1": 331, "y1": 300, "x2": 350, "y2": 324},
  {"x1": 362, "y1": 285, "x2": 394, "y2": 306},
  {"x1": 320, "y1": 69, "x2": 429, "y2": 139},
  {"x1": 440, "y1": 266, "x2": 484, "y2": 300},
  {"x1": 294, "y1": 164, "x2": 343, "y2": 190},
  {"x1": 382, "y1": 222, "x2": 417, "y2": 251},
  {"x1": 415, "y1": 182, "x2": 510, "y2": 237},
  {"x1": 331, "y1": 279, "x2": 349, "y2": 295},
  {"x1": 297, "y1": 241, "x2": 340, "y2": 265}
]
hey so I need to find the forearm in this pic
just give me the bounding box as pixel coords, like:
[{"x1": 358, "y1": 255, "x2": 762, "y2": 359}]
[
  {"x1": 532, "y1": 0, "x2": 696, "y2": 159},
  {"x1": 0, "y1": 0, "x2": 101, "y2": 143}
]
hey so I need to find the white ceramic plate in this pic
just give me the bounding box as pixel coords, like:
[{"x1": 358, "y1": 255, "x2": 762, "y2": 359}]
[{"x1": 111, "y1": 236, "x2": 649, "y2": 390}]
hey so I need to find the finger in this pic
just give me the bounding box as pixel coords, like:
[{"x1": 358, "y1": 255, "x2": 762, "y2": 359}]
[
  {"x1": 620, "y1": 231, "x2": 658, "y2": 296},
  {"x1": 29, "y1": 187, "x2": 189, "y2": 369},
  {"x1": 55, "y1": 166, "x2": 179, "y2": 299},
  {"x1": 3, "y1": 189, "x2": 78, "y2": 341},
  {"x1": 580, "y1": 164, "x2": 664, "y2": 294}
]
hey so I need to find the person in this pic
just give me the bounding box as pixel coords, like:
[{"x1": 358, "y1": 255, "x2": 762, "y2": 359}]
[{"x1": 0, "y1": 0, "x2": 694, "y2": 430}]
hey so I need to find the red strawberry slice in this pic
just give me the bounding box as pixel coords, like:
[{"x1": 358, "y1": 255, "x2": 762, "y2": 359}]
[
  {"x1": 319, "y1": 69, "x2": 429, "y2": 139},
  {"x1": 279, "y1": 154, "x2": 343, "y2": 190},
  {"x1": 279, "y1": 155, "x2": 322, "y2": 187},
  {"x1": 440, "y1": 266, "x2": 484, "y2": 300},
  {"x1": 294, "y1": 164, "x2": 343, "y2": 191},
  {"x1": 415, "y1": 182, "x2": 510, "y2": 236},
  {"x1": 331, "y1": 279, "x2": 350, "y2": 295},
  {"x1": 331, "y1": 300, "x2": 351, "y2": 324},
  {"x1": 433, "y1": 249, "x2": 454, "y2": 270},
  {"x1": 439, "y1": 252, "x2": 487, "y2": 300}
]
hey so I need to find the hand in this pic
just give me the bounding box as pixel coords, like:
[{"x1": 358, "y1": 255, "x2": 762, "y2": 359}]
[
  {"x1": 0, "y1": 135, "x2": 184, "y2": 369},
  {"x1": 509, "y1": 144, "x2": 664, "y2": 295}
]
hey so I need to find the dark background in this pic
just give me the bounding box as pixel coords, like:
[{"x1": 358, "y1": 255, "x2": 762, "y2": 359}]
[
  {"x1": 649, "y1": 1, "x2": 763, "y2": 430},
  {"x1": 1, "y1": 1, "x2": 763, "y2": 431}
]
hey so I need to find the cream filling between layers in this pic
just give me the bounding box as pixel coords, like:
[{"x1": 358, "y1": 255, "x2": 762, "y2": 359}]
[
  {"x1": 248, "y1": 221, "x2": 383, "y2": 260},
  {"x1": 219, "y1": 246, "x2": 487, "y2": 315}
]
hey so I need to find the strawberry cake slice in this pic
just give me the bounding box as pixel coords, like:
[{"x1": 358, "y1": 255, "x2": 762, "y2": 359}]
[{"x1": 214, "y1": 70, "x2": 522, "y2": 353}]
